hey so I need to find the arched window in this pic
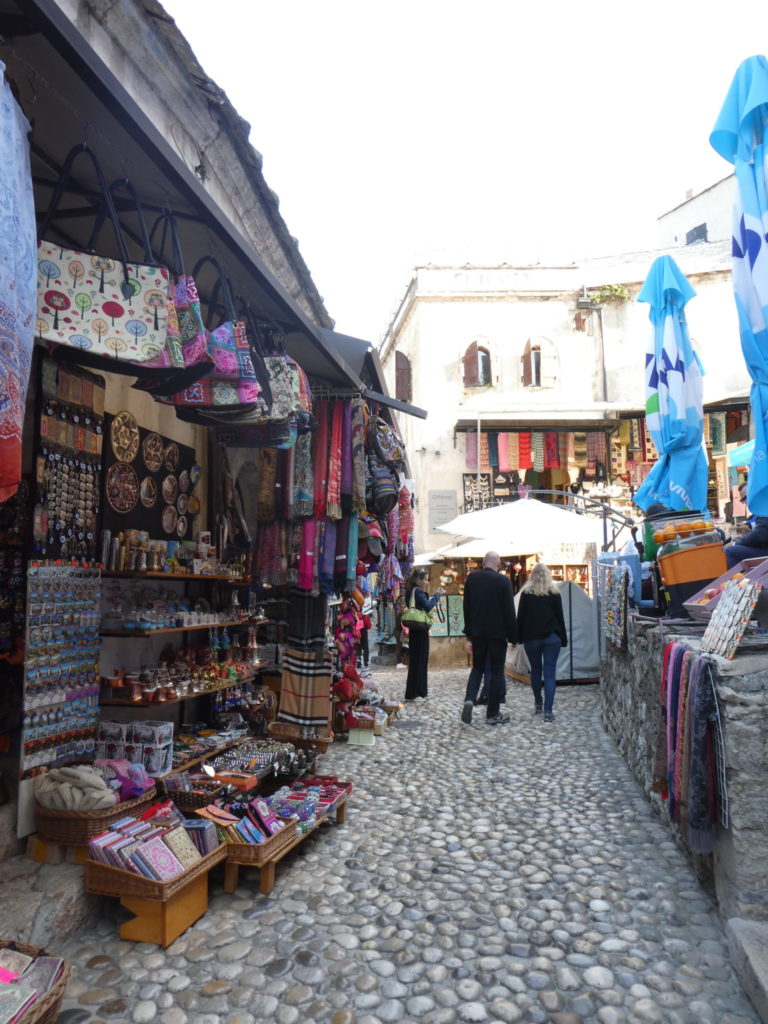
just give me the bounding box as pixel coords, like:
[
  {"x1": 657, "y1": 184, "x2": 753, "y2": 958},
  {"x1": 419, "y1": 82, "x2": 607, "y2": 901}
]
[
  {"x1": 463, "y1": 342, "x2": 492, "y2": 387},
  {"x1": 395, "y1": 351, "x2": 412, "y2": 403},
  {"x1": 522, "y1": 337, "x2": 558, "y2": 388}
]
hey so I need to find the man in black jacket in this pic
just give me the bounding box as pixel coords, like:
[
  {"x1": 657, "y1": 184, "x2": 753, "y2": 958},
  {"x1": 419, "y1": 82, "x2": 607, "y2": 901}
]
[{"x1": 461, "y1": 551, "x2": 517, "y2": 725}]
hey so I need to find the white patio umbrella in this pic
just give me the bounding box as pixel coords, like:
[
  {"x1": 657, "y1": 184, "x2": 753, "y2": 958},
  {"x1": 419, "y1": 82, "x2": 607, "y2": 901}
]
[{"x1": 437, "y1": 498, "x2": 605, "y2": 550}]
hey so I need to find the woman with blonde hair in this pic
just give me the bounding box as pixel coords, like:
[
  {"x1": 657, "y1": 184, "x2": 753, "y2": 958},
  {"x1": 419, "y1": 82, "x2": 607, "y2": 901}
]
[{"x1": 516, "y1": 562, "x2": 567, "y2": 723}]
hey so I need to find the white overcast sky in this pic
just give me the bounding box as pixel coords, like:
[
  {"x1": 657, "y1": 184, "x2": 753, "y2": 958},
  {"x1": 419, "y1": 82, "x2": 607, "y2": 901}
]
[{"x1": 162, "y1": 0, "x2": 759, "y2": 342}]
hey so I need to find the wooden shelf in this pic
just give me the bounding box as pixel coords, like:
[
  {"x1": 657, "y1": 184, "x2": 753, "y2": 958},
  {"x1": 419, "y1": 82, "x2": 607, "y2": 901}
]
[
  {"x1": 102, "y1": 571, "x2": 244, "y2": 582},
  {"x1": 100, "y1": 618, "x2": 268, "y2": 637},
  {"x1": 99, "y1": 667, "x2": 268, "y2": 707}
]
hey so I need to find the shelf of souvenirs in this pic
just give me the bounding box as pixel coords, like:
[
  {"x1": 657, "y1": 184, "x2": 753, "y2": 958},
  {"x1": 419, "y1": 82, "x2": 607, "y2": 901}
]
[
  {"x1": 99, "y1": 665, "x2": 269, "y2": 707},
  {"x1": 101, "y1": 570, "x2": 249, "y2": 583},
  {"x1": 163, "y1": 734, "x2": 251, "y2": 778},
  {"x1": 100, "y1": 618, "x2": 269, "y2": 637}
]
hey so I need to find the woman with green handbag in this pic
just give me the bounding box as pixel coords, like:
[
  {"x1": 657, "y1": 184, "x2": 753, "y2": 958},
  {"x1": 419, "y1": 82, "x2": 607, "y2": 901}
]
[{"x1": 402, "y1": 568, "x2": 445, "y2": 701}]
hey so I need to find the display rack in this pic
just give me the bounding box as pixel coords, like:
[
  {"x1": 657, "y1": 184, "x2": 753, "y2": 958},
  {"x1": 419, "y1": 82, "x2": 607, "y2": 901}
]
[
  {"x1": 100, "y1": 619, "x2": 266, "y2": 637},
  {"x1": 99, "y1": 666, "x2": 268, "y2": 706}
]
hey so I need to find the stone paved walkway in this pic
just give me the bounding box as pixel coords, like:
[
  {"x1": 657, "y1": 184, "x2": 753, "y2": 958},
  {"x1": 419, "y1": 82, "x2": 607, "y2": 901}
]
[{"x1": 55, "y1": 669, "x2": 760, "y2": 1024}]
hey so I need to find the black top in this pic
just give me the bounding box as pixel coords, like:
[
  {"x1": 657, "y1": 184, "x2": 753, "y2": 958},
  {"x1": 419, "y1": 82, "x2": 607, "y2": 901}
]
[
  {"x1": 463, "y1": 567, "x2": 517, "y2": 643},
  {"x1": 739, "y1": 516, "x2": 768, "y2": 549},
  {"x1": 517, "y1": 591, "x2": 568, "y2": 647},
  {"x1": 407, "y1": 585, "x2": 441, "y2": 612}
]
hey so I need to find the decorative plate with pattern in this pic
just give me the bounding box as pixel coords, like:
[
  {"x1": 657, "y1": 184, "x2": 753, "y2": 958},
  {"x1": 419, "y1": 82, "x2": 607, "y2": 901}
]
[
  {"x1": 162, "y1": 474, "x2": 178, "y2": 504},
  {"x1": 177, "y1": 493, "x2": 189, "y2": 515},
  {"x1": 161, "y1": 504, "x2": 178, "y2": 534},
  {"x1": 163, "y1": 442, "x2": 179, "y2": 472},
  {"x1": 110, "y1": 411, "x2": 140, "y2": 463},
  {"x1": 178, "y1": 468, "x2": 190, "y2": 493},
  {"x1": 176, "y1": 514, "x2": 188, "y2": 537},
  {"x1": 189, "y1": 463, "x2": 202, "y2": 486},
  {"x1": 187, "y1": 494, "x2": 201, "y2": 516},
  {"x1": 140, "y1": 476, "x2": 158, "y2": 509},
  {"x1": 142, "y1": 432, "x2": 164, "y2": 472},
  {"x1": 106, "y1": 462, "x2": 139, "y2": 513}
]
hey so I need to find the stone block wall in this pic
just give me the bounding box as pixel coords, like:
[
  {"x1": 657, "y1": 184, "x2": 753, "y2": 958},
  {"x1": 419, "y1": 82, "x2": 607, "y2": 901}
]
[{"x1": 601, "y1": 619, "x2": 768, "y2": 923}]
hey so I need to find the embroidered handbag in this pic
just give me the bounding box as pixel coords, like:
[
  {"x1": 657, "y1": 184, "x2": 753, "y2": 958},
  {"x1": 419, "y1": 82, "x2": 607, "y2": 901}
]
[
  {"x1": 368, "y1": 450, "x2": 399, "y2": 516},
  {"x1": 400, "y1": 588, "x2": 432, "y2": 633},
  {"x1": 374, "y1": 414, "x2": 406, "y2": 470},
  {"x1": 36, "y1": 145, "x2": 175, "y2": 372}
]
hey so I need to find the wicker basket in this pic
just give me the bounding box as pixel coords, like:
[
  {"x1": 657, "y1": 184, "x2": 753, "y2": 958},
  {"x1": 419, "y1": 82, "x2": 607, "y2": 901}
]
[
  {"x1": 223, "y1": 817, "x2": 297, "y2": 868},
  {"x1": 35, "y1": 786, "x2": 158, "y2": 845},
  {"x1": 267, "y1": 721, "x2": 334, "y2": 753},
  {"x1": 85, "y1": 842, "x2": 226, "y2": 900},
  {"x1": 163, "y1": 782, "x2": 226, "y2": 812},
  {"x1": 348, "y1": 713, "x2": 375, "y2": 731},
  {"x1": 0, "y1": 939, "x2": 71, "y2": 1024}
]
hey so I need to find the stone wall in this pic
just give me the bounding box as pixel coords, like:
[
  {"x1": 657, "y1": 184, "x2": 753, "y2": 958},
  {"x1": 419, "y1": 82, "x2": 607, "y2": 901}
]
[{"x1": 601, "y1": 617, "x2": 768, "y2": 923}]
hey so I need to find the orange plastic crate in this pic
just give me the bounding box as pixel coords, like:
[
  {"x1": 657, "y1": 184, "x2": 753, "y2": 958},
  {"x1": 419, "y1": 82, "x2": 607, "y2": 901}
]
[{"x1": 658, "y1": 542, "x2": 726, "y2": 587}]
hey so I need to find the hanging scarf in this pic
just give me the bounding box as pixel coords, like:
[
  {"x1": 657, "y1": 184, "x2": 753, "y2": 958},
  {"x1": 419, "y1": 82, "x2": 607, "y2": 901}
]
[
  {"x1": 518, "y1": 432, "x2": 532, "y2": 469},
  {"x1": 313, "y1": 518, "x2": 325, "y2": 593},
  {"x1": 351, "y1": 396, "x2": 367, "y2": 514},
  {"x1": 283, "y1": 444, "x2": 296, "y2": 519},
  {"x1": 497, "y1": 433, "x2": 510, "y2": 473},
  {"x1": 0, "y1": 76, "x2": 36, "y2": 502},
  {"x1": 487, "y1": 431, "x2": 499, "y2": 467},
  {"x1": 340, "y1": 400, "x2": 353, "y2": 511},
  {"x1": 574, "y1": 432, "x2": 587, "y2": 467},
  {"x1": 273, "y1": 448, "x2": 287, "y2": 519},
  {"x1": 544, "y1": 432, "x2": 559, "y2": 469},
  {"x1": 319, "y1": 518, "x2": 337, "y2": 594},
  {"x1": 298, "y1": 519, "x2": 317, "y2": 591},
  {"x1": 313, "y1": 400, "x2": 330, "y2": 520},
  {"x1": 287, "y1": 519, "x2": 303, "y2": 584},
  {"x1": 293, "y1": 432, "x2": 314, "y2": 518},
  {"x1": 558, "y1": 432, "x2": 570, "y2": 468},
  {"x1": 507, "y1": 433, "x2": 519, "y2": 470},
  {"x1": 398, "y1": 485, "x2": 414, "y2": 543},
  {"x1": 479, "y1": 432, "x2": 490, "y2": 470},
  {"x1": 532, "y1": 432, "x2": 545, "y2": 472},
  {"x1": 465, "y1": 432, "x2": 478, "y2": 470},
  {"x1": 326, "y1": 400, "x2": 344, "y2": 520},
  {"x1": 256, "y1": 448, "x2": 278, "y2": 521},
  {"x1": 686, "y1": 658, "x2": 719, "y2": 854},
  {"x1": 346, "y1": 514, "x2": 359, "y2": 585},
  {"x1": 334, "y1": 514, "x2": 350, "y2": 584},
  {"x1": 256, "y1": 520, "x2": 282, "y2": 584}
]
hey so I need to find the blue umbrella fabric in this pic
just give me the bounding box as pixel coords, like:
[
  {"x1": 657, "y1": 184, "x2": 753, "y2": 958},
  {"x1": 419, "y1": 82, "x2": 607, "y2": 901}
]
[
  {"x1": 634, "y1": 255, "x2": 708, "y2": 513},
  {"x1": 711, "y1": 55, "x2": 768, "y2": 515}
]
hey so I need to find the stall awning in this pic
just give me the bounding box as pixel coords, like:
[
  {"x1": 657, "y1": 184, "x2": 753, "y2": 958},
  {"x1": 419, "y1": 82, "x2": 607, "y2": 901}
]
[
  {"x1": 455, "y1": 412, "x2": 620, "y2": 432},
  {"x1": 729, "y1": 439, "x2": 755, "y2": 467}
]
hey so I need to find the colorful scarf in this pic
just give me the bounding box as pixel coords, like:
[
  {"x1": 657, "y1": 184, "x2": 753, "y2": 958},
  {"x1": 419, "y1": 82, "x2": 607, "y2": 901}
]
[
  {"x1": 284, "y1": 444, "x2": 296, "y2": 519},
  {"x1": 0, "y1": 80, "x2": 36, "y2": 502},
  {"x1": 544, "y1": 432, "x2": 559, "y2": 469},
  {"x1": 326, "y1": 401, "x2": 343, "y2": 520},
  {"x1": 465, "y1": 432, "x2": 478, "y2": 470},
  {"x1": 334, "y1": 514, "x2": 350, "y2": 583},
  {"x1": 346, "y1": 514, "x2": 359, "y2": 584},
  {"x1": 298, "y1": 519, "x2": 317, "y2": 591},
  {"x1": 341, "y1": 400, "x2": 353, "y2": 511},
  {"x1": 479, "y1": 432, "x2": 490, "y2": 470},
  {"x1": 487, "y1": 431, "x2": 499, "y2": 467},
  {"x1": 574, "y1": 432, "x2": 587, "y2": 467},
  {"x1": 319, "y1": 518, "x2": 337, "y2": 593},
  {"x1": 313, "y1": 400, "x2": 330, "y2": 520},
  {"x1": 518, "y1": 432, "x2": 532, "y2": 469},
  {"x1": 532, "y1": 432, "x2": 545, "y2": 472},
  {"x1": 256, "y1": 448, "x2": 278, "y2": 521},
  {"x1": 386, "y1": 505, "x2": 400, "y2": 555},
  {"x1": 686, "y1": 659, "x2": 719, "y2": 853},
  {"x1": 497, "y1": 433, "x2": 510, "y2": 473},
  {"x1": 398, "y1": 485, "x2": 414, "y2": 543},
  {"x1": 558, "y1": 432, "x2": 570, "y2": 467},
  {"x1": 351, "y1": 397, "x2": 367, "y2": 514},
  {"x1": 507, "y1": 433, "x2": 519, "y2": 469},
  {"x1": 293, "y1": 432, "x2": 314, "y2": 517},
  {"x1": 255, "y1": 520, "x2": 282, "y2": 584},
  {"x1": 286, "y1": 519, "x2": 303, "y2": 584}
]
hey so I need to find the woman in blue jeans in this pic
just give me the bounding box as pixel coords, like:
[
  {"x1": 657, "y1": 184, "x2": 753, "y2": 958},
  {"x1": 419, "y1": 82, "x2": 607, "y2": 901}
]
[{"x1": 516, "y1": 563, "x2": 567, "y2": 723}]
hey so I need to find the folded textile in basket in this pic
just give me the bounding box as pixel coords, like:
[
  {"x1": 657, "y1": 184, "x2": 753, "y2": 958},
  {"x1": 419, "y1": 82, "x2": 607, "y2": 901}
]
[{"x1": 34, "y1": 766, "x2": 118, "y2": 811}]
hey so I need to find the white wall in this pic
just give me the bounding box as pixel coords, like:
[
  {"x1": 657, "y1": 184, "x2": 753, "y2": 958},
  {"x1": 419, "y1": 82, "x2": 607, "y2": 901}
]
[{"x1": 657, "y1": 177, "x2": 734, "y2": 248}]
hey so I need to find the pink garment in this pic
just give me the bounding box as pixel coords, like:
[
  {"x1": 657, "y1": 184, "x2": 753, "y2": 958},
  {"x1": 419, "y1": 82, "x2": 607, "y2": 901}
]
[
  {"x1": 298, "y1": 519, "x2": 317, "y2": 590},
  {"x1": 465, "y1": 432, "x2": 478, "y2": 470},
  {"x1": 497, "y1": 433, "x2": 510, "y2": 473}
]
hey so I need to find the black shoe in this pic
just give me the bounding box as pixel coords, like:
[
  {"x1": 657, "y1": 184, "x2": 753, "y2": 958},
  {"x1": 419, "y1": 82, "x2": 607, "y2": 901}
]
[
  {"x1": 487, "y1": 713, "x2": 510, "y2": 725},
  {"x1": 544, "y1": 712, "x2": 554, "y2": 723},
  {"x1": 461, "y1": 701, "x2": 473, "y2": 725},
  {"x1": 534, "y1": 705, "x2": 543, "y2": 715}
]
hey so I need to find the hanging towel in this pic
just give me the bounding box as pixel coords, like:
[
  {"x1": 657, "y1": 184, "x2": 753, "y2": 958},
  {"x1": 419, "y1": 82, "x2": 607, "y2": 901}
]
[{"x1": 465, "y1": 431, "x2": 478, "y2": 470}]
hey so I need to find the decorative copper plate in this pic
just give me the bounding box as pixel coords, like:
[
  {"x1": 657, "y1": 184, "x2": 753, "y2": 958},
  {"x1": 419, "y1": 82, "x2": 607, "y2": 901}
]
[
  {"x1": 142, "y1": 432, "x2": 164, "y2": 472},
  {"x1": 162, "y1": 474, "x2": 178, "y2": 504},
  {"x1": 106, "y1": 462, "x2": 139, "y2": 513},
  {"x1": 161, "y1": 504, "x2": 178, "y2": 534},
  {"x1": 140, "y1": 476, "x2": 157, "y2": 509},
  {"x1": 163, "y1": 442, "x2": 180, "y2": 472},
  {"x1": 110, "y1": 411, "x2": 140, "y2": 463}
]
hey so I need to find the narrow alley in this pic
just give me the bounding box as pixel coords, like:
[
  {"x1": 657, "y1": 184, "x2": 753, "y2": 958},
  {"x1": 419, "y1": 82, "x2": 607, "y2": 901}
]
[{"x1": 55, "y1": 670, "x2": 759, "y2": 1024}]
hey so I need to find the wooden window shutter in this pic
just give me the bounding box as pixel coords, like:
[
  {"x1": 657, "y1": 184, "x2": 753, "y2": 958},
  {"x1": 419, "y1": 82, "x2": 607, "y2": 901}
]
[
  {"x1": 463, "y1": 342, "x2": 479, "y2": 387},
  {"x1": 521, "y1": 342, "x2": 532, "y2": 386},
  {"x1": 478, "y1": 347, "x2": 491, "y2": 386},
  {"x1": 395, "y1": 351, "x2": 412, "y2": 403}
]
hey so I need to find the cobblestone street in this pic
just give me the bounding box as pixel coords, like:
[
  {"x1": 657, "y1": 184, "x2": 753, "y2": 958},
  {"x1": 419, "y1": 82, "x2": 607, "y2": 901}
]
[{"x1": 56, "y1": 669, "x2": 759, "y2": 1024}]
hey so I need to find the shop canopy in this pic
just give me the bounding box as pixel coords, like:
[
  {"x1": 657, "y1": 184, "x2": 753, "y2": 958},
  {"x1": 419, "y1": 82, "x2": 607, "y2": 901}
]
[
  {"x1": 728, "y1": 438, "x2": 755, "y2": 467},
  {"x1": 436, "y1": 498, "x2": 607, "y2": 551},
  {"x1": 5, "y1": 0, "x2": 362, "y2": 388}
]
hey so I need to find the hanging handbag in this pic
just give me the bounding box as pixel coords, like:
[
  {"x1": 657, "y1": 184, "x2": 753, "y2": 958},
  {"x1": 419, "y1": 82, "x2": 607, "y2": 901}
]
[
  {"x1": 400, "y1": 587, "x2": 433, "y2": 633},
  {"x1": 36, "y1": 145, "x2": 176, "y2": 374},
  {"x1": 373, "y1": 413, "x2": 406, "y2": 470}
]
